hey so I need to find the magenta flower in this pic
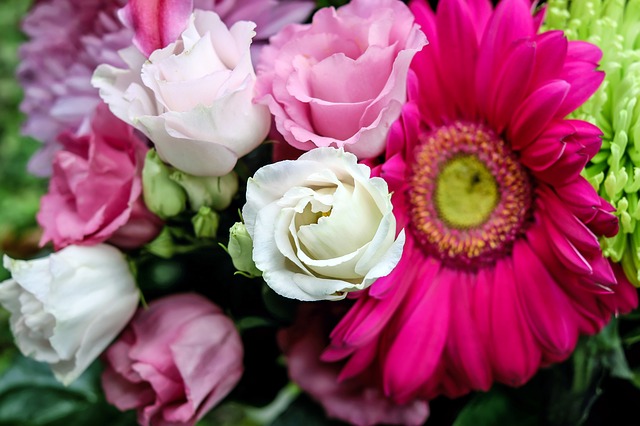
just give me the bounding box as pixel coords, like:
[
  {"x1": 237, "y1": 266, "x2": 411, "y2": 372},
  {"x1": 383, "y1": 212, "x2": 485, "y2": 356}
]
[
  {"x1": 18, "y1": 0, "x2": 131, "y2": 176},
  {"x1": 37, "y1": 104, "x2": 161, "y2": 250},
  {"x1": 102, "y1": 294, "x2": 244, "y2": 426},
  {"x1": 279, "y1": 304, "x2": 429, "y2": 426},
  {"x1": 323, "y1": 0, "x2": 639, "y2": 402}
]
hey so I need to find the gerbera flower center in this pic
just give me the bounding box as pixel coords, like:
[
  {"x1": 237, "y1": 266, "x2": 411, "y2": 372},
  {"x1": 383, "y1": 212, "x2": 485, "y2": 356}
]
[{"x1": 409, "y1": 121, "x2": 532, "y2": 267}]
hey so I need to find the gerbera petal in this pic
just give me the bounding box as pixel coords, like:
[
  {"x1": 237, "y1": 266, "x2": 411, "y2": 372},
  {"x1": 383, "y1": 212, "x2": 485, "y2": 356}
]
[
  {"x1": 338, "y1": 338, "x2": 379, "y2": 381},
  {"x1": 513, "y1": 241, "x2": 578, "y2": 357},
  {"x1": 489, "y1": 39, "x2": 535, "y2": 132},
  {"x1": 552, "y1": 41, "x2": 604, "y2": 118},
  {"x1": 409, "y1": 2, "x2": 455, "y2": 125},
  {"x1": 444, "y1": 270, "x2": 492, "y2": 392},
  {"x1": 382, "y1": 265, "x2": 450, "y2": 403},
  {"x1": 435, "y1": 0, "x2": 480, "y2": 119},
  {"x1": 466, "y1": 0, "x2": 493, "y2": 40},
  {"x1": 508, "y1": 80, "x2": 570, "y2": 150},
  {"x1": 537, "y1": 189, "x2": 601, "y2": 252},
  {"x1": 490, "y1": 257, "x2": 541, "y2": 386},
  {"x1": 526, "y1": 31, "x2": 567, "y2": 92},
  {"x1": 476, "y1": 0, "x2": 535, "y2": 114}
]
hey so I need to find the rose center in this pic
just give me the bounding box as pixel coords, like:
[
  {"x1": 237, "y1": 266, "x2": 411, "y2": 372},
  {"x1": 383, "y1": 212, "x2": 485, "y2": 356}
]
[{"x1": 409, "y1": 121, "x2": 532, "y2": 267}]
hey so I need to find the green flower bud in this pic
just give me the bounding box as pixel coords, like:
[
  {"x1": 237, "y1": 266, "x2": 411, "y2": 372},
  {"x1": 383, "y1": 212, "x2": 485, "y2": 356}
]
[
  {"x1": 142, "y1": 150, "x2": 187, "y2": 219},
  {"x1": 145, "y1": 227, "x2": 177, "y2": 259},
  {"x1": 227, "y1": 222, "x2": 261, "y2": 277},
  {"x1": 170, "y1": 170, "x2": 239, "y2": 211},
  {"x1": 192, "y1": 207, "x2": 220, "y2": 239}
]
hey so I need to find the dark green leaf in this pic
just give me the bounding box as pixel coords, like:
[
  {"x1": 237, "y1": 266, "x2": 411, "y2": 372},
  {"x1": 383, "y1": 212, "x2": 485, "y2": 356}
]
[{"x1": 453, "y1": 386, "x2": 541, "y2": 426}]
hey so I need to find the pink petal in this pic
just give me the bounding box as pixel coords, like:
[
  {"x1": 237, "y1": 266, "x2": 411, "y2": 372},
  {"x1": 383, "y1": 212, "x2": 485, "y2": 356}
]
[
  {"x1": 435, "y1": 0, "x2": 480, "y2": 119},
  {"x1": 382, "y1": 265, "x2": 450, "y2": 403},
  {"x1": 475, "y1": 0, "x2": 535, "y2": 116},
  {"x1": 489, "y1": 258, "x2": 541, "y2": 386},
  {"x1": 121, "y1": 0, "x2": 194, "y2": 57},
  {"x1": 489, "y1": 39, "x2": 535, "y2": 132},
  {"x1": 409, "y1": 1, "x2": 455, "y2": 126},
  {"x1": 508, "y1": 79, "x2": 570, "y2": 150},
  {"x1": 443, "y1": 270, "x2": 492, "y2": 392},
  {"x1": 466, "y1": 0, "x2": 493, "y2": 40},
  {"x1": 512, "y1": 241, "x2": 578, "y2": 358},
  {"x1": 526, "y1": 31, "x2": 567, "y2": 92}
]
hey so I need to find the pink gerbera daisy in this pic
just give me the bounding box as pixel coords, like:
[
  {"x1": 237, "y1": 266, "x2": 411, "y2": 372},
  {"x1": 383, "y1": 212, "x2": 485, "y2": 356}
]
[{"x1": 322, "y1": 0, "x2": 638, "y2": 403}]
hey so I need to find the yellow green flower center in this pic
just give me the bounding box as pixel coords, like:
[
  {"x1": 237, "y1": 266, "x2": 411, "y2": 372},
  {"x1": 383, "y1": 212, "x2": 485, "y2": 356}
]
[
  {"x1": 409, "y1": 122, "x2": 532, "y2": 267},
  {"x1": 435, "y1": 155, "x2": 499, "y2": 229}
]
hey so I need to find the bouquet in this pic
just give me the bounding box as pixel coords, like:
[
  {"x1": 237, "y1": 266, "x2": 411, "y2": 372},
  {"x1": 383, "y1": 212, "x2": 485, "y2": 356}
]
[{"x1": 2, "y1": 0, "x2": 640, "y2": 424}]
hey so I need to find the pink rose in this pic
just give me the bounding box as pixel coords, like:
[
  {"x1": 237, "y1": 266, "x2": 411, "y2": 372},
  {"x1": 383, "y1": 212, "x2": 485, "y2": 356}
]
[
  {"x1": 102, "y1": 293, "x2": 244, "y2": 426},
  {"x1": 37, "y1": 104, "x2": 162, "y2": 250},
  {"x1": 255, "y1": 0, "x2": 427, "y2": 159},
  {"x1": 278, "y1": 304, "x2": 429, "y2": 426}
]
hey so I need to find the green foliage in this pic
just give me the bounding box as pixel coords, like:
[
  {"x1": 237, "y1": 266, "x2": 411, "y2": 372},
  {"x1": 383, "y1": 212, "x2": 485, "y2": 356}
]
[
  {"x1": 0, "y1": 356, "x2": 134, "y2": 425},
  {"x1": 0, "y1": 0, "x2": 46, "y2": 281}
]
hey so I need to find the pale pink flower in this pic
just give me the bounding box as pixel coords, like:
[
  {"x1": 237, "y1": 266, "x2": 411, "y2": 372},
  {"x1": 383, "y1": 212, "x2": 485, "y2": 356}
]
[
  {"x1": 93, "y1": 10, "x2": 271, "y2": 176},
  {"x1": 255, "y1": 0, "x2": 427, "y2": 159},
  {"x1": 37, "y1": 104, "x2": 161, "y2": 250},
  {"x1": 101, "y1": 293, "x2": 244, "y2": 426}
]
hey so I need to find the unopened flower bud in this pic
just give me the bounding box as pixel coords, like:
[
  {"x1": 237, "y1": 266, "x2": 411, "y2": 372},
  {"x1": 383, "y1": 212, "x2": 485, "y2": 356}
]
[
  {"x1": 192, "y1": 207, "x2": 220, "y2": 239},
  {"x1": 142, "y1": 150, "x2": 187, "y2": 219},
  {"x1": 228, "y1": 222, "x2": 261, "y2": 277},
  {"x1": 170, "y1": 170, "x2": 239, "y2": 211}
]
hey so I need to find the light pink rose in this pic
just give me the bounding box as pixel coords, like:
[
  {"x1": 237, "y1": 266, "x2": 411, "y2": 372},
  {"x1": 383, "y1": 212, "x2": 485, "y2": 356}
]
[
  {"x1": 102, "y1": 293, "x2": 244, "y2": 426},
  {"x1": 93, "y1": 10, "x2": 271, "y2": 177},
  {"x1": 278, "y1": 304, "x2": 429, "y2": 426},
  {"x1": 255, "y1": 0, "x2": 427, "y2": 159},
  {"x1": 37, "y1": 104, "x2": 162, "y2": 250}
]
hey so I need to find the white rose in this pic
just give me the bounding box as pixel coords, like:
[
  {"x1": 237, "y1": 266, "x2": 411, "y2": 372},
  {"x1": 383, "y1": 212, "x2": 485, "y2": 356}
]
[
  {"x1": 243, "y1": 147, "x2": 405, "y2": 301},
  {"x1": 0, "y1": 244, "x2": 139, "y2": 385},
  {"x1": 92, "y1": 10, "x2": 271, "y2": 177}
]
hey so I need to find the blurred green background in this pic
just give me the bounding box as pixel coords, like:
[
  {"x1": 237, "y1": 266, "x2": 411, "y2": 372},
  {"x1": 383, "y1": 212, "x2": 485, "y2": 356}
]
[{"x1": 0, "y1": 0, "x2": 45, "y2": 283}]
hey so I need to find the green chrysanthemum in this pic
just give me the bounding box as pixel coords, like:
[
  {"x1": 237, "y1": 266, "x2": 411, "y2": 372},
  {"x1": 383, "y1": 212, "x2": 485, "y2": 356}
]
[{"x1": 545, "y1": 0, "x2": 640, "y2": 285}]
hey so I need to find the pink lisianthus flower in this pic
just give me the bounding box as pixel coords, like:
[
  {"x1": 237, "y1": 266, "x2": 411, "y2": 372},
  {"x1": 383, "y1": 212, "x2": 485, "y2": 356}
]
[
  {"x1": 37, "y1": 104, "x2": 162, "y2": 250},
  {"x1": 101, "y1": 293, "x2": 244, "y2": 426},
  {"x1": 18, "y1": 0, "x2": 132, "y2": 176},
  {"x1": 278, "y1": 304, "x2": 429, "y2": 426},
  {"x1": 255, "y1": 0, "x2": 428, "y2": 159},
  {"x1": 323, "y1": 0, "x2": 638, "y2": 403}
]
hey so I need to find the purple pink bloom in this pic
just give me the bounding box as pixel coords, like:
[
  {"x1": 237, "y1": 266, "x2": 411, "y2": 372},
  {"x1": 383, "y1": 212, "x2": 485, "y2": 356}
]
[
  {"x1": 18, "y1": 0, "x2": 131, "y2": 176},
  {"x1": 323, "y1": 0, "x2": 638, "y2": 402},
  {"x1": 101, "y1": 294, "x2": 244, "y2": 426},
  {"x1": 37, "y1": 104, "x2": 161, "y2": 250},
  {"x1": 279, "y1": 304, "x2": 429, "y2": 426}
]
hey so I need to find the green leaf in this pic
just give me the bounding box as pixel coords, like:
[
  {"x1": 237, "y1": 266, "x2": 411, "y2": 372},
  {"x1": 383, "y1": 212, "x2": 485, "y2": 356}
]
[
  {"x1": 0, "y1": 355, "x2": 134, "y2": 425},
  {"x1": 453, "y1": 386, "x2": 541, "y2": 426}
]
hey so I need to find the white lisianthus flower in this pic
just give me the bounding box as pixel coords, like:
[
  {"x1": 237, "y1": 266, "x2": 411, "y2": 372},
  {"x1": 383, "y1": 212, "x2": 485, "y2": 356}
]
[
  {"x1": 92, "y1": 10, "x2": 271, "y2": 177},
  {"x1": 0, "y1": 244, "x2": 139, "y2": 385},
  {"x1": 243, "y1": 147, "x2": 405, "y2": 301}
]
